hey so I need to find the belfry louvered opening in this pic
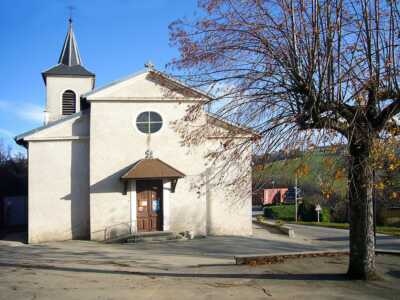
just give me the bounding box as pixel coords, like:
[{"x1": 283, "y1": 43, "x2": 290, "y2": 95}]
[{"x1": 62, "y1": 90, "x2": 76, "y2": 115}]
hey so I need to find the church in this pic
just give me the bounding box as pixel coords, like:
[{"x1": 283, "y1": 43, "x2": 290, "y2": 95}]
[{"x1": 15, "y1": 21, "x2": 253, "y2": 244}]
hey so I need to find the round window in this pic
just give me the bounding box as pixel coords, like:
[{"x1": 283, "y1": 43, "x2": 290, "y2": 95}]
[{"x1": 136, "y1": 111, "x2": 163, "y2": 134}]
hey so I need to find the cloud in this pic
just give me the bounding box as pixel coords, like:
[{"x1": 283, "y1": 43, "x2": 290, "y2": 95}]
[
  {"x1": 0, "y1": 128, "x2": 14, "y2": 138},
  {"x1": 0, "y1": 100, "x2": 43, "y2": 123},
  {"x1": 16, "y1": 104, "x2": 43, "y2": 123}
]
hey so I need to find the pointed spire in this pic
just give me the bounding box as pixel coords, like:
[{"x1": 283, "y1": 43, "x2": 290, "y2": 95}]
[
  {"x1": 58, "y1": 18, "x2": 82, "y2": 66},
  {"x1": 42, "y1": 18, "x2": 95, "y2": 83}
]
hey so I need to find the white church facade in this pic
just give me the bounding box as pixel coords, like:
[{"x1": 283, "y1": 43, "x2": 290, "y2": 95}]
[{"x1": 15, "y1": 21, "x2": 253, "y2": 243}]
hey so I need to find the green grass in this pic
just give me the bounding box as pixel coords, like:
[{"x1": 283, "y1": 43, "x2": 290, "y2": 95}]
[{"x1": 289, "y1": 221, "x2": 400, "y2": 236}]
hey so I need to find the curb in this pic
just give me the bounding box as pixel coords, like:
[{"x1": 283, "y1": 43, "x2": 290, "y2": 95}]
[
  {"x1": 376, "y1": 249, "x2": 400, "y2": 256},
  {"x1": 253, "y1": 219, "x2": 295, "y2": 238},
  {"x1": 234, "y1": 250, "x2": 349, "y2": 265}
]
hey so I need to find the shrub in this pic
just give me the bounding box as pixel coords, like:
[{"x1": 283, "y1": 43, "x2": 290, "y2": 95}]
[
  {"x1": 264, "y1": 203, "x2": 331, "y2": 222},
  {"x1": 263, "y1": 205, "x2": 296, "y2": 221},
  {"x1": 321, "y1": 207, "x2": 331, "y2": 222},
  {"x1": 298, "y1": 201, "x2": 330, "y2": 222}
]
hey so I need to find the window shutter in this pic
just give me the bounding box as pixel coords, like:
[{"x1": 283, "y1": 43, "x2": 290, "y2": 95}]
[{"x1": 62, "y1": 90, "x2": 76, "y2": 115}]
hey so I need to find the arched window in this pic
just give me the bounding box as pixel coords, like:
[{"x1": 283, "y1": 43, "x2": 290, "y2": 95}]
[{"x1": 62, "y1": 90, "x2": 76, "y2": 115}]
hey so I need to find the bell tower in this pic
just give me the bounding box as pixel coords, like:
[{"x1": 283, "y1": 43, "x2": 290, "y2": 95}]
[{"x1": 42, "y1": 18, "x2": 95, "y2": 124}]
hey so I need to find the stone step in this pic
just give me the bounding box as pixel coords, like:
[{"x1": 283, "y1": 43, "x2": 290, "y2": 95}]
[
  {"x1": 105, "y1": 231, "x2": 177, "y2": 244},
  {"x1": 131, "y1": 231, "x2": 175, "y2": 238},
  {"x1": 126, "y1": 236, "x2": 182, "y2": 243},
  {"x1": 125, "y1": 231, "x2": 183, "y2": 243}
]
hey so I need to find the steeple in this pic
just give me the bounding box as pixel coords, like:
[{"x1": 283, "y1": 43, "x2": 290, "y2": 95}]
[
  {"x1": 42, "y1": 19, "x2": 95, "y2": 82},
  {"x1": 41, "y1": 18, "x2": 95, "y2": 123},
  {"x1": 58, "y1": 18, "x2": 82, "y2": 66}
]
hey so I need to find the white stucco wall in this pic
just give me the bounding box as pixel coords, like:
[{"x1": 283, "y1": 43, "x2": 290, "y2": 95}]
[
  {"x1": 27, "y1": 112, "x2": 90, "y2": 140},
  {"x1": 25, "y1": 113, "x2": 90, "y2": 243},
  {"x1": 205, "y1": 144, "x2": 253, "y2": 236},
  {"x1": 89, "y1": 72, "x2": 252, "y2": 240},
  {"x1": 45, "y1": 75, "x2": 94, "y2": 122},
  {"x1": 89, "y1": 100, "x2": 210, "y2": 240},
  {"x1": 27, "y1": 139, "x2": 90, "y2": 243}
]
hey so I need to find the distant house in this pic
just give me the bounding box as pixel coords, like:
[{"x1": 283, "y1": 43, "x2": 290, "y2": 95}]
[{"x1": 263, "y1": 188, "x2": 289, "y2": 205}]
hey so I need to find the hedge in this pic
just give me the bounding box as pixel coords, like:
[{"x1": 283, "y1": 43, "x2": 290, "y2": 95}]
[
  {"x1": 264, "y1": 204, "x2": 330, "y2": 222},
  {"x1": 263, "y1": 205, "x2": 296, "y2": 221}
]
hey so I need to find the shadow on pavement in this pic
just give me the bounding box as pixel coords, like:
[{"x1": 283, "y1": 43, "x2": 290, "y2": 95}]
[
  {"x1": 0, "y1": 231, "x2": 27, "y2": 243},
  {"x1": 316, "y1": 237, "x2": 349, "y2": 242},
  {"x1": 317, "y1": 235, "x2": 398, "y2": 242},
  {"x1": 0, "y1": 262, "x2": 349, "y2": 281},
  {"x1": 387, "y1": 270, "x2": 400, "y2": 279}
]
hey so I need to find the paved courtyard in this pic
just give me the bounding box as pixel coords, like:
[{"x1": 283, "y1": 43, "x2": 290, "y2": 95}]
[{"x1": 0, "y1": 223, "x2": 399, "y2": 299}]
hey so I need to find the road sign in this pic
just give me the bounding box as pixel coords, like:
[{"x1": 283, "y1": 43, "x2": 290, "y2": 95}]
[{"x1": 315, "y1": 204, "x2": 322, "y2": 222}]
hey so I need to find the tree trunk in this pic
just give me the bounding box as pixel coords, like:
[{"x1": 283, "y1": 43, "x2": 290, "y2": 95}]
[{"x1": 347, "y1": 132, "x2": 377, "y2": 280}]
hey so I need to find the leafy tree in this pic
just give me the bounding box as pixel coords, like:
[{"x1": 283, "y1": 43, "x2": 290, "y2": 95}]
[{"x1": 169, "y1": 0, "x2": 400, "y2": 279}]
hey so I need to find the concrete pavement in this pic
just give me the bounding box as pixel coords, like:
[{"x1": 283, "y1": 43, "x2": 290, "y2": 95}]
[
  {"x1": 0, "y1": 224, "x2": 322, "y2": 271},
  {"x1": 0, "y1": 223, "x2": 399, "y2": 299},
  {"x1": 286, "y1": 223, "x2": 400, "y2": 251},
  {"x1": 1, "y1": 222, "x2": 398, "y2": 270},
  {"x1": 0, "y1": 228, "x2": 399, "y2": 300}
]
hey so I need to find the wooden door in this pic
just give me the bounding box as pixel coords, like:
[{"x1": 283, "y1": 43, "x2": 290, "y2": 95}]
[{"x1": 136, "y1": 180, "x2": 163, "y2": 232}]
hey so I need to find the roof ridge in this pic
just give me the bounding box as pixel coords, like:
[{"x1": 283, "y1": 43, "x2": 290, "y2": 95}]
[
  {"x1": 149, "y1": 70, "x2": 213, "y2": 99},
  {"x1": 206, "y1": 112, "x2": 259, "y2": 136},
  {"x1": 82, "y1": 68, "x2": 213, "y2": 100},
  {"x1": 15, "y1": 111, "x2": 85, "y2": 144},
  {"x1": 82, "y1": 69, "x2": 148, "y2": 98}
]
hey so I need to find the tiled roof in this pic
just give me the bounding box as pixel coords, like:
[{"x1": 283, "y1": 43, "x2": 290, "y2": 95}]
[{"x1": 121, "y1": 159, "x2": 185, "y2": 180}]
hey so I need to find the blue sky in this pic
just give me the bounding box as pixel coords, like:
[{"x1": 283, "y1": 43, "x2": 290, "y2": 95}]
[{"x1": 0, "y1": 0, "x2": 198, "y2": 154}]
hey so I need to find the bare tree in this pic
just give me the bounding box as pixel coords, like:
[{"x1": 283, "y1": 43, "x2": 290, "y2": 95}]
[
  {"x1": 169, "y1": 0, "x2": 400, "y2": 279},
  {"x1": 0, "y1": 139, "x2": 11, "y2": 165}
]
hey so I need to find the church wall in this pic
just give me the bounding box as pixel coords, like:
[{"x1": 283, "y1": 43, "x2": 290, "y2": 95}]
[
  {"x1": 27, "y1": 112, "x2": 90, "y2": 140},
  {"x1": 89, "y1": 100, "x2": 211, "y2": 240},
  {"x1": 28, "y1": 139, "x2": 90, "y2": 243},
  {"x1": 89, "y1": 98, "x2": 252, "y2": 240},
  {"x1": 46, "y1": 76, "x2": 93, "y2": 122},
  {"x1": 205, "y1": 142, "x2": 253, "y2": 236}
]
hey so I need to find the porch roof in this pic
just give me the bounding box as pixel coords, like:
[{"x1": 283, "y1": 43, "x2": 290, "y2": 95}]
[{"x1": 120, "y1": 158, "x2": 185, "y2": 180}]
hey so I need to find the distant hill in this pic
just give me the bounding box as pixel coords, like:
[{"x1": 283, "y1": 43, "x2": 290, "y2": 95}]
[
  {"x1": 253, "y1": 148, "x2": 348, "y2": 220},
  {"x1": 253, "y1": 148, "x2": 347, "y2": 195},
  {"x1": 253, "y1": 145, "x2": 400, "y2": 223}
]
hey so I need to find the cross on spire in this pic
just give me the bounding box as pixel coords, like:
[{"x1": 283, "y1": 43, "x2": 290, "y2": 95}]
[
  {"x1": 144, "y1": 60, "x2": 154, "y2": 70},
  {"x1": 67, "y1": 5, "x2": 75, "y2": 25}
]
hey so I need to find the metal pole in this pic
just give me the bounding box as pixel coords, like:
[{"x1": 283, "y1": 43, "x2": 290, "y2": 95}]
[{"x1": 295, "y1": 174, "x2": 298, "y2": 222}]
